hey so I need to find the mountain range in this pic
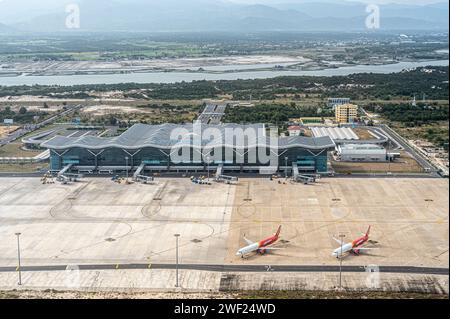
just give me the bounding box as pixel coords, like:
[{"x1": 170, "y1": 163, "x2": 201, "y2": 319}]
[{"x1": 0, "y1": 0, "x2": 448, "y2": 33}]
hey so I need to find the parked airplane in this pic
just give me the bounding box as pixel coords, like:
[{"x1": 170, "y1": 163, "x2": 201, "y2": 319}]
[
  {"x1": 236, "y1": 226, "x2": 283, "y2": 258},
  {"x1": 332, "y1": 226, "x2": 375, "y2": 258}
]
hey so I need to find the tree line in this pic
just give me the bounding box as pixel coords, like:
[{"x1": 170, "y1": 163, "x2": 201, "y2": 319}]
[{"x1": 0, "y1": 66, "x2": 448, "y2": 102}]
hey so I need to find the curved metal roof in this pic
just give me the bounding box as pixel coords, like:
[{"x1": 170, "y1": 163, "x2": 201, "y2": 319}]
[{"x1": 41, "y1": 123, "x2": 335, "y2": 151}]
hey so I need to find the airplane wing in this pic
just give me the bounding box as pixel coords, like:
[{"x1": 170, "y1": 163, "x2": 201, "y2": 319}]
[
  {"x1": 261, "y1": 244, "x2": 285, "y2": 250},
  {"x1": 332, "y1": 237, "x2": 344, "y2": 245},
  {"x1": 243, "y1": 236, "x2": 254, "y2": 246},
  {"x1": 352, "y1": 247, "x2": 378, "y2": 250}
]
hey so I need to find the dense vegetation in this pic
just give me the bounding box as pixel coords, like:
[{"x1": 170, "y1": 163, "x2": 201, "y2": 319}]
[
  {"x1": 0, "y1": 106, "x2": 46, "y2": 124},
  {"x1": 216, "y1": 66, "x2": 449, "y2": 101},
  {"x1": 364, "y1": 103, "x2": 449, "y2": 150},
  {"x1": 1, "y1": 66, "x2": 448, "y2": 101},
  {"x1": 364, "y1": 103, "x2": 449, "y2": 125},
  {"x1": 424, "y1": 127, "x2": 449, "y2": 150},
  {"x1": 223, "y1": 103, "x2": 333, "y2": 124}
]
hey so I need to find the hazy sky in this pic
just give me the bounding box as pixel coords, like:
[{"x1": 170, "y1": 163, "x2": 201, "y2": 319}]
[
  {"x1": 1, "y1": 0, "x2": 448, "y2": 4},
  {"x1": 0, "y1": 0, "x2": 448, "y2": 23},
  {"x1": 230, "y1": 0, "x2": 448, "y2": 4},
  {"x1": 0, "y1": 0, "x2": 448, "y2": 7}
]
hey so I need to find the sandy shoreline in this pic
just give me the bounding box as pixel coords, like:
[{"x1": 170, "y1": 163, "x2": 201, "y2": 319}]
[{"x1": 0, "y1": 55, "x2": 309, "y2": 76}]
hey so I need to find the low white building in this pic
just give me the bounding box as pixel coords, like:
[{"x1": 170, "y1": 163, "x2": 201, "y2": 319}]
[
  {"x1": 337, "y1": 144, "x2": 387, "y2": 162},
  {"x1": 311, "y1": 126, "x2": 359, "y2": 141}
]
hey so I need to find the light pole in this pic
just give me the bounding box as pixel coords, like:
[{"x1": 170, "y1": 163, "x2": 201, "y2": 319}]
[
  {"x1": 206, "y1": 156, "x2": 210, "y2": 182},
  {"x1": 339, "y1": 233, "x2": 345, "y2": 289},
  {"x1": 174, "y1": 234, "x2": 180, "y2": 288},
  {"x1": 125, "y1": 156, "x2": 129, "y2": 182},
  {"x1": 387, "y1": 140, "x2": 391, "y2": 174},
  {"x1": 285, "y1": 157, "x2": 288, "y2": 179},
  {"x1": 15, "y1": 232, "x2": 22, "y2": 286}
]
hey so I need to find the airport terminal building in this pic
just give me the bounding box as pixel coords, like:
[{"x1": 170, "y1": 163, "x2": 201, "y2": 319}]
[{"x1": 41, "y1": 123, "x2": 335, "y2": 175}]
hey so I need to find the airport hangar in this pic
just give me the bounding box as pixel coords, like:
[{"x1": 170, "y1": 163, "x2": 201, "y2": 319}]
[{"x1": 41, "y1": 123, "x2": 335, "y2": 175}]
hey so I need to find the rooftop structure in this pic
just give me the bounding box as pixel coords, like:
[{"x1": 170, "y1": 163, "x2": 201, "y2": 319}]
[
  {"x1": 287, "y1": 125, "x2": 302, "y2": 136},
  {"x1": 311, "y1": 127, "x2": 359, "y2": 141},
  {"x1": 327, "y1": 98, "x2": 351, "y2": 109},
  {"x1": 22, "y1": 126, "x2": 104, "y2": 150}
]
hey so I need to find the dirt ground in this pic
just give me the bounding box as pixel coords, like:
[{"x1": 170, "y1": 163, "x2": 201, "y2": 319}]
[
  {"x1": 331, "y1": 152, "x2": 423, "y2": 174},
  {"x1": 0, "y1": 289, "x2": 446, "y2": 300},
  {"x1": 82, "y1": 105, "x2": 153, "y2": 116},
  {"x1": 353, "y1": 128, "x2": 376, "y2": 140},
  {"x1": 0, "y1": 126, "x2": 20, "y2": 138}
]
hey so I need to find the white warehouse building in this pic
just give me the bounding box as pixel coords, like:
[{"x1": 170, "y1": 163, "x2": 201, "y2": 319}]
[{"x1": 337, "y1": 144, "x2": 388, "y2": 162}]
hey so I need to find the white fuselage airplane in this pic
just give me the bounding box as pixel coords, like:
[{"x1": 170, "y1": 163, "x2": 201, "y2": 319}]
[
  {"x1": 236, "y1": 226, "x2": 282, "y2": 258},
  {"x1": 332, "y1": 226, "x2": 375, "y2": 258}
]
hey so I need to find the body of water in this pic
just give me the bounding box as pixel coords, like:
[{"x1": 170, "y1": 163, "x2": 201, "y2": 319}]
[{"x1": 0, "y1": 60, "x2": 448, "y2": 87}]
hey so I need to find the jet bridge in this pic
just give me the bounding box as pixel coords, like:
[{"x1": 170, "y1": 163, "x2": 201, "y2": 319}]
[
  {"x1": 56, "y1": 164, "x2": 85, "y2": 183},
  {"x1": 216, "y1": 175, "x2": 239, "y2": 184},
  {"x1": 57, "y1": 164, "x2": 73, "y2": 183},
  {"x1": 135, "y1": 175, "x2": 155, "y2": 184},
  {"x1": 133, "y1": 162, "x2": 146, "y2": 181},
  {"x1": 294, "y1": 174, "x2": 316, "y2": 184},
  {"x1": 133, "y1": 162, "x2": 155, "y2": 184},
  {"x1": 292, "y1": 163, "x2": 316, "y2": 184},
  {"x1": 215, "y1": 164, "x2": 223, "y2": 179},
  {"x1": 215, "y1": 164, "x2": 238, "y2": 184},
  {"x1": 57, "y1": 164, "x2": 73, "y2": 178},
  {"x1": 292, "y1": 163, "x2": 299, "y2": 178}
]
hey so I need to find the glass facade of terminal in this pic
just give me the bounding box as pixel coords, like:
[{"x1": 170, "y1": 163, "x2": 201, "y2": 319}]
[{"x1": 50, "y1": 146, "x2": 330, "y2": 173}]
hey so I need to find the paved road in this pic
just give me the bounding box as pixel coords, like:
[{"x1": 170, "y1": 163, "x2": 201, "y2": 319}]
[
  {"x1": 0, "y1": 172, "x2": 441, "y2": 179},
  {"x1": 359, "y1": 109, "x2": 440, "y2": 176},
  {"x1": 0, "y1": 172, "x2": 45, "y2": 178},
  {"x1": 0, "y1": 105, "x2": 82, "y2": 147},
  {"x1": 334, "y1": 173, "x2": 439, "y2": 179},
  {"x1": 0, "y1": 263, "x2": 447, "y2": 275},
  {"x1": 379, "y1": 124, "x2": 439, "y2": 175},
  {"x1": 0, "y1": 126, "x2": 34, "y2": 146}
]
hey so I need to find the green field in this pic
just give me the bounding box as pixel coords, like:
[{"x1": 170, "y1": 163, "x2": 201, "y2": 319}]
[{"x1": 0, "y1": 142, "x2": 41, "y2": 158}]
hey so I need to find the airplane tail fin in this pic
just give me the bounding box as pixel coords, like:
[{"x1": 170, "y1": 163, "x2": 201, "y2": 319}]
[
  {"x1": 366, "y1": 225, "x2": 371, "y2": 236},
  {"x1": 275, "y1": 225, "x2": 282, "y2": 237}
]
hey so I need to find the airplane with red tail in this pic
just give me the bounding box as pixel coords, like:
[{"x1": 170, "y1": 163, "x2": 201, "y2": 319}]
[
  {"x1": 332, "y1": 226, "x2": 376, "y2": 258},
  {"x1": 236, "y1": 226, "x2": 283, "y2": 258}
]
